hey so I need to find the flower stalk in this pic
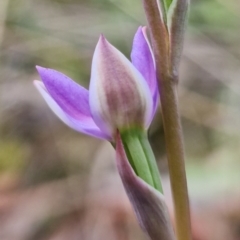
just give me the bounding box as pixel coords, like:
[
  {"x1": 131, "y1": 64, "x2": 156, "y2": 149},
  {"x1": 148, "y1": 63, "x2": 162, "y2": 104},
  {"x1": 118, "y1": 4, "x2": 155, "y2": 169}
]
[{"x1": 142, "y1": 1, "x2": 191, "y2": 240}]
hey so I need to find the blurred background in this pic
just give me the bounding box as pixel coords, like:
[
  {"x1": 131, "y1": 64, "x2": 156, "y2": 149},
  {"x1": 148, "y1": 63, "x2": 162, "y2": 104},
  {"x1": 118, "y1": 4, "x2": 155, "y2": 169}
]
[{"x1": 0, "y1": 0, "x2": 240, "y2": 239}]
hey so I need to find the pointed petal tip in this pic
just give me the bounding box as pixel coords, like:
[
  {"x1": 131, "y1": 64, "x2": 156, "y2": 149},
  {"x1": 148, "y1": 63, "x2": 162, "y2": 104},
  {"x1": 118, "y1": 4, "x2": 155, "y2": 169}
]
[
  {"x1": 35, "y1": 65, "x2": 45, "y2": 73},
  {"x1": 97, "y1": 34, "x2": 110, "y2": 49},
  {"x1": 33, "y1": 80, "x2": 46, "y2": 93},
  {"x1": 33, "y1": 79, "x2": 41, "y2": 86},
  {"x1": 35, "y1": 66, "x2": 51, "y2": 79},
  {"x1": 136, "y1": 26, "x2": 147, "y2": 34},
  {"x1": 134, "y1": 27, "x2": 148, "y2": 46},
  {"x1": 142, "y1": 26, "x2": 147, "y2": 33},
  {"x1": 135, "y1": 26, "x2": 142, "y2": 35},
  {"x1": 36, "y1": 66, "x2": 58, "y2": 77},
  {"x1": 98, "y1": 34, "x2": 107, "y2": 42},
  {"x1": 35, "y1": 66, "x2": 51, "y2": 86}
]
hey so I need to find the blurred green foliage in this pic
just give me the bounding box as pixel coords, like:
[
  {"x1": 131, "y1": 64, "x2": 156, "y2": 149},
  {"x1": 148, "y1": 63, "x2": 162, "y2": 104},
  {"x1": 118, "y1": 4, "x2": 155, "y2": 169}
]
[{"x1": 0, "y1": 139, "x2": 28, "y2": 172}]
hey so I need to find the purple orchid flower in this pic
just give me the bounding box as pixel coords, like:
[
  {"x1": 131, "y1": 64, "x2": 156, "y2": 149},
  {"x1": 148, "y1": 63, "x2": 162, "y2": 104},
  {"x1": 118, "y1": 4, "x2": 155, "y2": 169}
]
[
  {"x1": 34, "y1": 27, "x2": 176, "y2": 240},
  {"x1": 34, "y1": 26, "x2": 158, "y2": 141}
]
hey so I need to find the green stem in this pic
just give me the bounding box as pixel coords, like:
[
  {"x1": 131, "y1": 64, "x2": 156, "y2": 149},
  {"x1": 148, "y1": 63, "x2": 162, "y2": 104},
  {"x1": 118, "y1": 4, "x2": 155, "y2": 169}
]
[
  {"x1": 142, "y1": 1, "x2": 192, "y2": 240},
  {"x1": 159, "y1": 77, "x2": 191, "y2": 240},
  {"x1": 142, "y1": 0, "x2": 169, "y2": 77}
]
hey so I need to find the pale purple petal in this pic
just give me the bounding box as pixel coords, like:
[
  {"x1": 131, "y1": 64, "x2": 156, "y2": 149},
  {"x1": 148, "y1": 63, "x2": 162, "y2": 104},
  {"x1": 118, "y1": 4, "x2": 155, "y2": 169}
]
[
  {"x1": 36, "y1": 66, "x2": 93, "y2": 121},
  {"x1": 89, "y1": 35, "x2": 153, "y2": 134},
  {"x1": 115, "y1": 132, "x2": 175, "y2": 240},
  {"x1": 34, "y1": 80, "x2": 110, "y2": 140},
  {"x1": 131, "y1": 27, "x2": 159, "y2": 121}
]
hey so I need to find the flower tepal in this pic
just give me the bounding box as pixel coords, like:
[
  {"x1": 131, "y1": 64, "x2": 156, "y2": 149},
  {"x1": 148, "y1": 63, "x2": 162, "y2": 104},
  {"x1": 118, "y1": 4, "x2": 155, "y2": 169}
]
[
  {"x1": 34, "y1": 27, "x2": 158, "y2": 141},
  {"x1": 89, "y1": 34, "x2": 153, "y2": 137}
]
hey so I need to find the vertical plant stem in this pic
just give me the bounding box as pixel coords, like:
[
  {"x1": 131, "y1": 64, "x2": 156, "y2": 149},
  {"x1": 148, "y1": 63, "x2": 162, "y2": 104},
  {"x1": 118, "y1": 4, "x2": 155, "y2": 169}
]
[
  {"x1": 159, "y1": 76, "x2": 191, "y2": 240},
  {"x1": 142, "y1": 1, "x2": 191, "y2": 240}
]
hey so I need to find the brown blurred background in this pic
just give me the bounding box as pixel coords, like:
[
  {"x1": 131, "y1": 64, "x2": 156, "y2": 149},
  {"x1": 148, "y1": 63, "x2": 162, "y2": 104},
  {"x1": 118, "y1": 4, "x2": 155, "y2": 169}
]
[{"x1": 0, "y1": 0, "x2": 240, "y2": 239}]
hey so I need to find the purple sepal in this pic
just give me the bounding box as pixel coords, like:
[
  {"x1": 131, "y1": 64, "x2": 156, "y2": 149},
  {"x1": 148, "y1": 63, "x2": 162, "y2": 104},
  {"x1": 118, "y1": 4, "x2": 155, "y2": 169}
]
[{"x1": 131, "y1": 27, "x2": 159, "y2": 122}]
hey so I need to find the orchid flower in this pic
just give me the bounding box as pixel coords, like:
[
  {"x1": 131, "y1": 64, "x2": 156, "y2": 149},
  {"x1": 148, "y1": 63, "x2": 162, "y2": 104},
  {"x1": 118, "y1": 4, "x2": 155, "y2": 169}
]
[
  {"x1": 34, "y1": 26, "x2": 161, "y2": 190},
  {"x1": 34, "y1": 26, "x2": 161, "y2": 188},
  {"x1": 34, "y1": 27, "x2": 175, "y2": 240},
  {"x1": 34, "y1": 26, "x2": 158, "y2": 142}
]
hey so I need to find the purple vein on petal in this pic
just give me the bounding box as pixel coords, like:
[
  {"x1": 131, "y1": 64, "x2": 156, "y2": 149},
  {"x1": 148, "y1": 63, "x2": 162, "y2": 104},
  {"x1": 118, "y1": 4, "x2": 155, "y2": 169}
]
[
  {"x1": 34, "y1": 80, "x2": 110, "y2": 140},
  {"x1": 90, "y1": 35, "x2": 153, "y2": 134},
  {"x1": 131, "y1": 27, "x2": 159, "y2": 121}
]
